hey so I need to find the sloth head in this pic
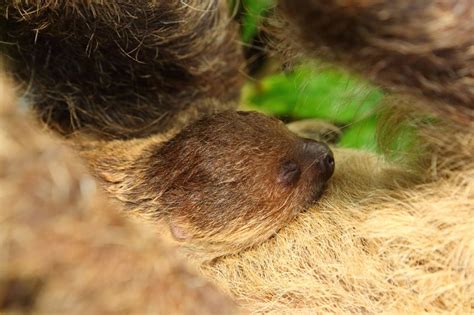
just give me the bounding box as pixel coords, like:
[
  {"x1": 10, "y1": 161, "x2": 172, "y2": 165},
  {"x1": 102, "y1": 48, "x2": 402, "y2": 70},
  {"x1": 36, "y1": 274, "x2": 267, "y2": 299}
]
[{"x1": 147, "y1": 111, "x2": 334, "y2": 258}]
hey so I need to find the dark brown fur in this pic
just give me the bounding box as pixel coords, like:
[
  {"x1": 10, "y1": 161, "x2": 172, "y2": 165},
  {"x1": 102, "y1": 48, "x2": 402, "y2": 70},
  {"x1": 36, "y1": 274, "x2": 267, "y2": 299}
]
[
  {"x1": 1, "y1": 0, "x2": 244, "y2": 139},
  {"x1": 277, "y1": 0, "x2": 474, "y2": 124},
  {"x1": 75, "y1": 111, "x2": 334, "y2": 259}
]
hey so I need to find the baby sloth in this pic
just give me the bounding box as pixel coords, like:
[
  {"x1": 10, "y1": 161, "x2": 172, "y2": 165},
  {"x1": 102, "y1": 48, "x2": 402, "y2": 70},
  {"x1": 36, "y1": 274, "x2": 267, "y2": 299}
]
[{"x1": 77, "y1": 111, "x2": 334, "y2": 259}]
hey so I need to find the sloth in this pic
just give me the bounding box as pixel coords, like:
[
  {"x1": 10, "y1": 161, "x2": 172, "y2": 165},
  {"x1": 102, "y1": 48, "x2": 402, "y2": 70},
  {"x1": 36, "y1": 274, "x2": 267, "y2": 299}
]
[
  {"x1": 75, "y1": 110, "x2": 335, "y2": 258},
  {"x1": 0, "y1": 76, "x2": 238, "y2": 314},
  {"x1": 0, "y1": 0, "x2": 472, "y2": 313},
  {"x1": 2, "y1": 1, "x2": 336, "y2": 259},
  {"x1": 277, "y1": 0, "x2": 474, "y2": 123},
  {"x1": 197, "y1": 1, "x2": 473, "y2": 312},
  {"x1": 0, "y1": 0, "x2": 244, "y2": 139}
]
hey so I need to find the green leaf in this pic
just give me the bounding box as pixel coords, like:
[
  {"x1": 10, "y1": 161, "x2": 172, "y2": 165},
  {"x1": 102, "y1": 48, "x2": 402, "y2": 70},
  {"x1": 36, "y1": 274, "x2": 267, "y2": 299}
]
[
  {"x1": 240, "y1": 0, "x2": 274, "y2": 43},
  {"x1": 245, "y1": 66, "x2": 383, "y2": 123}
]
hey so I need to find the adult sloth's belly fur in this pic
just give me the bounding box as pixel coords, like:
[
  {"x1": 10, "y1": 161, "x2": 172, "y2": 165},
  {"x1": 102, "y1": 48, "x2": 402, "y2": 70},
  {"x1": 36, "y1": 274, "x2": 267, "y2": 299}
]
[{"x1": 201, "y1": 141, "x2": 473, "y2": 314}]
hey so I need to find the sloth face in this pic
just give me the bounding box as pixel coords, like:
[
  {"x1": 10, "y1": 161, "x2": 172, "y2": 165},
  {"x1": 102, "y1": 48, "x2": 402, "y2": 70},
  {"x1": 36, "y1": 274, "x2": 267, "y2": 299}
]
[{"x1": 149, "y1": 111, "x2": 334, "y2": 257}]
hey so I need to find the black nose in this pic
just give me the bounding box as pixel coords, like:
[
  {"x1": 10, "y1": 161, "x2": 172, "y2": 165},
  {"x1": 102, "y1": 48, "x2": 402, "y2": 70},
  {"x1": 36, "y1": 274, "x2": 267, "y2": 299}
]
[{"x1": 302, "y1": 138, "x2": 335, "y2": 181}]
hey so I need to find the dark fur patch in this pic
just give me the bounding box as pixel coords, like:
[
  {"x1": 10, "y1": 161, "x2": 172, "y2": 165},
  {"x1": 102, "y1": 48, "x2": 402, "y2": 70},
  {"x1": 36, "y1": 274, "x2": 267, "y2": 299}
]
[
  {"x1": 1, "y1": 1, "x2": 244, "y2": 138},
  {"x1": 277, "y1": 0, "x2": 474, "y2": 123}
]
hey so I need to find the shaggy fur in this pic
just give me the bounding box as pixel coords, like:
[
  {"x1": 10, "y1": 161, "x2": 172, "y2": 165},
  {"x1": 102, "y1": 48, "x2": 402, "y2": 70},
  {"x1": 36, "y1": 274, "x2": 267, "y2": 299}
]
[
  {"x1": 73, "y1": 111, "x2": 334, "y2": 260},
  {"x1": 0, "y1": 76, "x2": 238, "y2": 314},
  {"x1": 190, "y1": 1, "x2": 474, "y2": 312},
  {"x1": 286, "y1": 118, "x2": 342, "y2": 144},
  {"x1": 201, "y1": 126, "x2": 473, "y2": 313},
  {"x1": 277, "y1": 0, "x2": 474, "y2": 124},
  {"x1": 1, "y1": 0, "x2": 244, "y2": 139},
  {"x1": 0, "y1": 0, "x2": 472, "y2": 313}
]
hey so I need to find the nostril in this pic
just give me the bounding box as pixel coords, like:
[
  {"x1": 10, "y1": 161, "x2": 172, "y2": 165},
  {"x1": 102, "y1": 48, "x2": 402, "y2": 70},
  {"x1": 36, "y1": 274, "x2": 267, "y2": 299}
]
[
  {"x1": 324, "y1": 153, "x2": 335, "y2": 178},
  {"x1": 302, "y1": 138, "x2": 335, "y2": 180},
  {"x1": 325, "y1": 153, "x2": 334, "y2": 169}
]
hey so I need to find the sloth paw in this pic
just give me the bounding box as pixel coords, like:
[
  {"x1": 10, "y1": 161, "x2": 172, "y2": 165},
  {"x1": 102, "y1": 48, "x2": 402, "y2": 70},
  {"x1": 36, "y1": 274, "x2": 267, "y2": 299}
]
[{"x1": 287, "y1": 119, "x2": 341, "y2": 144}]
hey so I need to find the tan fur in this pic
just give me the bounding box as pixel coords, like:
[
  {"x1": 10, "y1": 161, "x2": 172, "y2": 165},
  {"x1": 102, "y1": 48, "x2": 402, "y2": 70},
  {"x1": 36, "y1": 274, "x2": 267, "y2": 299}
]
[
  {"x1": 287, "y1": 119, "x2": 342, "y2": 144},
  {"x1": 201, "y1": 130, "x2": 473, "y2": 313},
  {"x1": 0, "y1": 76, "x2": 238, "y2": 314},
  {"x1": 189, "y1": 1, "x2": 474, "y2": 312}
]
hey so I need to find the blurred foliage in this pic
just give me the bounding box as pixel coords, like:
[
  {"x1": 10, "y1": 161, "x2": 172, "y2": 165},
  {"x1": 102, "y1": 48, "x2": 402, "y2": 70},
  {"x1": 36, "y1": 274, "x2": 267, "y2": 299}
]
[
  {"x1": 238, "y1": 0, "x2": 274, "y2": 43},
  {"x1": 236, "y1": 0, "x2": 420, "y2": 157},
  {"x1": 243, "y1": 67, "x2": 384, "y2": 151}
]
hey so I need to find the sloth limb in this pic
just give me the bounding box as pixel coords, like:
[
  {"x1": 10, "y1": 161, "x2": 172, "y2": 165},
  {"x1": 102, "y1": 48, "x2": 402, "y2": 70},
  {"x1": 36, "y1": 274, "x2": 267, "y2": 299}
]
[
  {"x1": 1, "y1": 0, "x2": 244, "y2": 138},
  {"x1": 277, "y1": 0, "x2": 474, "y2": 123}
]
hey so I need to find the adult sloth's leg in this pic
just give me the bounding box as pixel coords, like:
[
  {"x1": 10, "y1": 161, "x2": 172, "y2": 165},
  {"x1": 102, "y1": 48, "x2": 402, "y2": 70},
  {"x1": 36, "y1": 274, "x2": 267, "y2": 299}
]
[
  {"x1": 1, "y1": 1, "x2": 244, "y2": 138},
  {"x1": 277, "y1": 0, "x2": 474, "y2": 123}
]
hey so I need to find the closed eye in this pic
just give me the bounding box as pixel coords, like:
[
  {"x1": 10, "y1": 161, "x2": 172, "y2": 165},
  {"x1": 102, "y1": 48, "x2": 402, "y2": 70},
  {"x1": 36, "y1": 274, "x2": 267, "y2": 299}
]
[{"x1": 278, "y1": 160, "x2": 301, "y2": 186}]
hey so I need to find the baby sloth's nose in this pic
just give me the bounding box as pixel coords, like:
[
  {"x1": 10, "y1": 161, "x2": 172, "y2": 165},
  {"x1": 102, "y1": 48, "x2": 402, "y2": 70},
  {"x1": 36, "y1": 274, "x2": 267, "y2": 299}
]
[{"x1": 302, "y1": 138, "x2": 335, "y2": 181}]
